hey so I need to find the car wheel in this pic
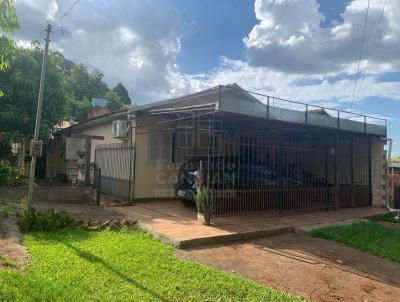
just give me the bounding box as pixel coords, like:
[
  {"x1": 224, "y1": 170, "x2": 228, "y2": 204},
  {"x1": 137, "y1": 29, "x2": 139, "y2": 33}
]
[{"x1": 181, "y1": 199, "x2": 195, "y2": 207}]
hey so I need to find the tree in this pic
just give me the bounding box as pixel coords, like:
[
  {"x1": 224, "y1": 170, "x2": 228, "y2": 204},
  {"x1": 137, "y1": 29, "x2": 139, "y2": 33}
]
[
  {"x1": 0, "y1": 0, "x2": 19, "y2": 97},
  {"x1": 0, "y1": 42, "x2": 67, "y2": 140},
  {"x1": 113, "y1": 83, "x2": 131, "y2": 105}
]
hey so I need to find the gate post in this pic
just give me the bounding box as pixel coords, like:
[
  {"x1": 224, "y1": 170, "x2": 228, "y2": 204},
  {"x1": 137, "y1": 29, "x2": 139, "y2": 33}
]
[
  {"x1": 335, "y1": 137, "x2": 339, "y2": 210},
  {"x1": 96, "y1": 168, "x2": 101, "y2": 205}
]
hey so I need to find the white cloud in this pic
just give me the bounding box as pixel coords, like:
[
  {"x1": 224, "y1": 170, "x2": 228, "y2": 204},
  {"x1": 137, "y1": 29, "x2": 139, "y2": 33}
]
[
  {"x1": 283, "y1": 34, "x2": 305, "y2": 47},
  {"x1": 47, "y1": 0, "x2": 58, "y2": 20},
  {"x1": 331, "y1": 23, "x2": 352, "y2": 41},
  {"x1": 14, "y1": 0, "x2": 182, "y2": 103},
  {"x1": 243, "y1": 0, "x2": 400, "y2": 74},
  {"x1": 175, "y1": 57, "x2": 400, "y2": 107},
  {"x1": 12, "y1": 0, "x2": 400, "y2": 111}
]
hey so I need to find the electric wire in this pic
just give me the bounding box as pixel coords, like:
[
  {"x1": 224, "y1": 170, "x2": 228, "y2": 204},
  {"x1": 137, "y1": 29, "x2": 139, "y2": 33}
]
[
  {"x1": 58, "y1": 0, "x2": 82, "y2": 23},
  {"x1": 264, "y1": 1, "x2": 290, "y2": 43},
  {"x1": 350, "y1": 0, "x2": 371, "y2": 109},
  {"x1": 355, "y1": 0, "x2": 388, "y2": 100}
]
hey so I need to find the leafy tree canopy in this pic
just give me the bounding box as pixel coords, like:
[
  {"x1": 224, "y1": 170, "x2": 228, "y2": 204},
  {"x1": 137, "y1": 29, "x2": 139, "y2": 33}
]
[
  {"x1": 0, "y1": 0, "x2": 19, "y2": 97},
  {"x1": 0, "y1": 39, "x2": 132, "y2": 161},
  {"x1": 0, "y1": 0, "x2": 132, "y2": 161},
  {"x1": 0, "y1": 0, "x2": 19, "y2": 34},
  {"x1": 0, "y1": 41, "x2": 67, "y2": 139}
]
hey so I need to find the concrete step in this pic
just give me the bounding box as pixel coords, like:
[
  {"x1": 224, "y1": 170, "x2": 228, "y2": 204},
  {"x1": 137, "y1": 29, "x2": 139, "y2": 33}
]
[{"x1": 176, "y1": 226, "x2": 294, "y2": 249}]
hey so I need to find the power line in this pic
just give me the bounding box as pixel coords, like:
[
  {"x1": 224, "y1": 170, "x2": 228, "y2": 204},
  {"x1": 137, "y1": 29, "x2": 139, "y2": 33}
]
[
  {"x1": 265, "y1": 2, "x2": 290, "y2": 43},
  {"x1": 350, "y1": 0, "x2": 371, "y2": 109},
  {"x1": 356, "y1": 0, "x2": 388, "y2": 100},
  {"x1": 58, "y1": 0, "x2": 82, "y2": 23}
]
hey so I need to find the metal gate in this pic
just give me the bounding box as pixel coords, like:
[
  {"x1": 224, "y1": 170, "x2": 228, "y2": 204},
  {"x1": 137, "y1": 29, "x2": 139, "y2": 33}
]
[
  {"x1": 94, "y1": 144, "x2": 135, "y2": 200},
  {"x1": 205, "y1": 131, "x2": 372, "y2": 216}
]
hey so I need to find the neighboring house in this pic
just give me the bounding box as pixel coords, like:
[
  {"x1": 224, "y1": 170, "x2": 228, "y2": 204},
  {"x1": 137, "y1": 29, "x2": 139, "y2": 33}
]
[
  {"x1": 50, "y1": 84, "x2": 387, "y2": 215},
  {"x1": 45, "y1": 109, "x2": 128, "y2": 182}
]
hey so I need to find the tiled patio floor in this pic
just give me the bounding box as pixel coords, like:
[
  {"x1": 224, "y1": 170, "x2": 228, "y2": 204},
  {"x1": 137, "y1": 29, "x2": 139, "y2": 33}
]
[{"x1": 112, "y1": 200, "x2": 387, "y2": 248}]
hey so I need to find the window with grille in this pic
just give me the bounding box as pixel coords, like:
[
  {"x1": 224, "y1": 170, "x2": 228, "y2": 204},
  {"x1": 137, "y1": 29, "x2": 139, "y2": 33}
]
[
  {"x1": 148, "y1": 131, "x2": 172, "y2": 163},
  {"x1": 175, "y1": 131, "x2": 194, "y2": 163}
]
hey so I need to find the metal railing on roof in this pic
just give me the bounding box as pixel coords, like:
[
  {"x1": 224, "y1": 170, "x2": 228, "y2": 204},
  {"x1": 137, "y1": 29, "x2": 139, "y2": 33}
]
[{"x1": 243, "y1": 89, "x2": 387, "y2": 128}]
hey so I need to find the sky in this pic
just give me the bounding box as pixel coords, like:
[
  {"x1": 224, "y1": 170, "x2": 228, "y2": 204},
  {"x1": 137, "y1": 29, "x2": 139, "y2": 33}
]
[{"x1": 11, "y1": 0, "x2": 400, "y2": 154}]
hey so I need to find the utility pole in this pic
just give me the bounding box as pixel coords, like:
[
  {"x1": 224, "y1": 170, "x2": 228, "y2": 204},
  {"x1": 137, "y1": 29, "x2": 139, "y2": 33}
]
[{"x1": 26, "y1": 23, "x2": 52, "y2": 210}]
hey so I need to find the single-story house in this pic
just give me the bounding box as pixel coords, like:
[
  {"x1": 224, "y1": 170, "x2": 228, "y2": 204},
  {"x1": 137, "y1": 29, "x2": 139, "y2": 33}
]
[{"x1": 48, "y1": 84, "x2": 387, "y2": 216}]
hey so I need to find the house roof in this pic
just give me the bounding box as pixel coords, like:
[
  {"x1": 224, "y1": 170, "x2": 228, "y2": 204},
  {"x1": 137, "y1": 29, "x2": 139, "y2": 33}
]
[
  {"x1": 58, "y1": 83, "x2": 386, "y2": 137},
  {"x1": 127, "y1": 83, "x2": 261, "y2": 117},
  {"x1": 56, "y1": 109, "x2": 128, "y2": 135},
  {"x1": 58, "y1": 84, "x2": 254, "y2": 135}
]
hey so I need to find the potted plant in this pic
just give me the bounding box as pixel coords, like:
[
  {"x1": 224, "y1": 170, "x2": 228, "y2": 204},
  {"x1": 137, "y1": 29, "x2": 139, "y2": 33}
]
[
  {"x1": 195, "y1": 166, "x2": 213, "y2": 225},
  {"x1": 195, "y1": 161, "x2": 213, "y2": 225}
]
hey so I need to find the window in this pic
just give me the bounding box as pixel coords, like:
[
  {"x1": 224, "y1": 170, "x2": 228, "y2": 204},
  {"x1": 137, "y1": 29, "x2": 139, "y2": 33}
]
[
  {"x1": 175, "y1": 131, "x2": 194, "y2": 163},
  {"x1": 148, "y1": 131, "x2": 172, "y2": 163}
]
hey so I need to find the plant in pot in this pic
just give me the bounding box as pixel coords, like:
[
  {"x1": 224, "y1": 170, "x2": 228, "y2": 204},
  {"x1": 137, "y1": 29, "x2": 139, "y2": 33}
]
[{"x1": 195, "y1": 168, "x2": 213, "y2": 225}]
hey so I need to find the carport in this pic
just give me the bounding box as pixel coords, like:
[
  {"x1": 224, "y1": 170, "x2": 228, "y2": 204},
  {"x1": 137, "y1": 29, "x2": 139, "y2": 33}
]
[{"x1": 139, "y1": 84, "x2": 386, "y2": 216}]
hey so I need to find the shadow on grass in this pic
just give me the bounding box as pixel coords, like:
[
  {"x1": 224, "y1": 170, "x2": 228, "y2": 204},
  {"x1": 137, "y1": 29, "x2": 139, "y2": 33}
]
[
  {"x1": 60, "y1": 240, "x2": 165, "y2": 301},
  {"x1": 26, "y1": 227, "x2": 93, "y2": 245}
]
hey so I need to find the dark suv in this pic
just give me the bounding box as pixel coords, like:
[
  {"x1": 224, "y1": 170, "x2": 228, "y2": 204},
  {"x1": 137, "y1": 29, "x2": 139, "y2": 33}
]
[{"x1": 174, "y1": 156, "x2": 282, "y2": 205}]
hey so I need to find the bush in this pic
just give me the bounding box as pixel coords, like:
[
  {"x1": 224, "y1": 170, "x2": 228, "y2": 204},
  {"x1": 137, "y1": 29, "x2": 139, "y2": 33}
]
[
  {"x1": 17, "y1": 207, "x2": 75, "y2": 233},
  {"x1": 0, "y1": 160, "x2": 13, "y2": 185},
  {"x1": 0, "y1": 160, "x2": 25, "y2": 186},
  {"x1": 56, "y1": 173, "x2": 68, "y2": 183}
]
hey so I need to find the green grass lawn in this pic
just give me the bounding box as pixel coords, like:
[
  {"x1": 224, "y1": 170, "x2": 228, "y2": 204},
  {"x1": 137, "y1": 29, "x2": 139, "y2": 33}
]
[
  {"x1": 0, "y1": 227, "x2": 302, "y2": 302},
  {"x1": 311, "y1": 222, "x2": 400, "y2": 263}
]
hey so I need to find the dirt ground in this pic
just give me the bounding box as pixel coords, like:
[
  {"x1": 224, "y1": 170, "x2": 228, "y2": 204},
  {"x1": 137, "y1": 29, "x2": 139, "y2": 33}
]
[
  {"x1": 177, "y1": 232, "x2": 400, "y2": 302},
  {"x1": 0, "y1": 215, "x2": 28, "y2": 269}
]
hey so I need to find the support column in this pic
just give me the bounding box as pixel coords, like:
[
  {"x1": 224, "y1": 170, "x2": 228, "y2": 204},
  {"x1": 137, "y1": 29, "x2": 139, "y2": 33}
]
[
  {"x1": 325, "y1": 139, "x2": 329, "y2": 211},
  {"x1": 368, "y1": 136, "x2": 372, "y2": 206},
  {"x1": 351, "y1": 138, "x2": 355, "y2": 207},
  {"x1": 335, "y1": 137, "x2": 339, "y2": 210}
]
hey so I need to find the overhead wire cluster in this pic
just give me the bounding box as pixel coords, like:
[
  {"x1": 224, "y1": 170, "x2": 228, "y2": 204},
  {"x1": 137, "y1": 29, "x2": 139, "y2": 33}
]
[
  {"x1": 351, "y1": 0, "x2": 388, "y2": 109},
  {"x1": 355, "y1": 0, "x2": 388, "y2": 100}
]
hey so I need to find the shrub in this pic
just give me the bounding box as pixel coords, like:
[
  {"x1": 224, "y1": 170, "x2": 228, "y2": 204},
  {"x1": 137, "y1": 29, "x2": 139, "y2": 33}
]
[
  {"x1": 56, "y1": 173, "x2": 68, "y2": 183},
  {"x1": 0, "y1": 160, "x2": 13, "y2": 185},
  {"x1": 17, "y1": 207, "x2": 75, "y2": 233},
  {"x1": 0, "y1": 160, "x2": 25, "y2": 186}
]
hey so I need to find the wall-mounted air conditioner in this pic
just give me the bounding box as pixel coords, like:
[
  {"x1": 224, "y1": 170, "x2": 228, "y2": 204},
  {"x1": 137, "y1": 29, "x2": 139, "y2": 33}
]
[{"x1": 112, "y1": 120, "x2": 129, "y2": 139}]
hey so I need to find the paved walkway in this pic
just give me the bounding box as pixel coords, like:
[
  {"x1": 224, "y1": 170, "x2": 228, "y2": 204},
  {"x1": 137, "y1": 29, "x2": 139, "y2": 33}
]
[
  {"x1": 112, "y1": 200, "x2": 387, "y2": 248},
  {"x1": 27, "y1": 199, "x2": 387, "y2": 248}
]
